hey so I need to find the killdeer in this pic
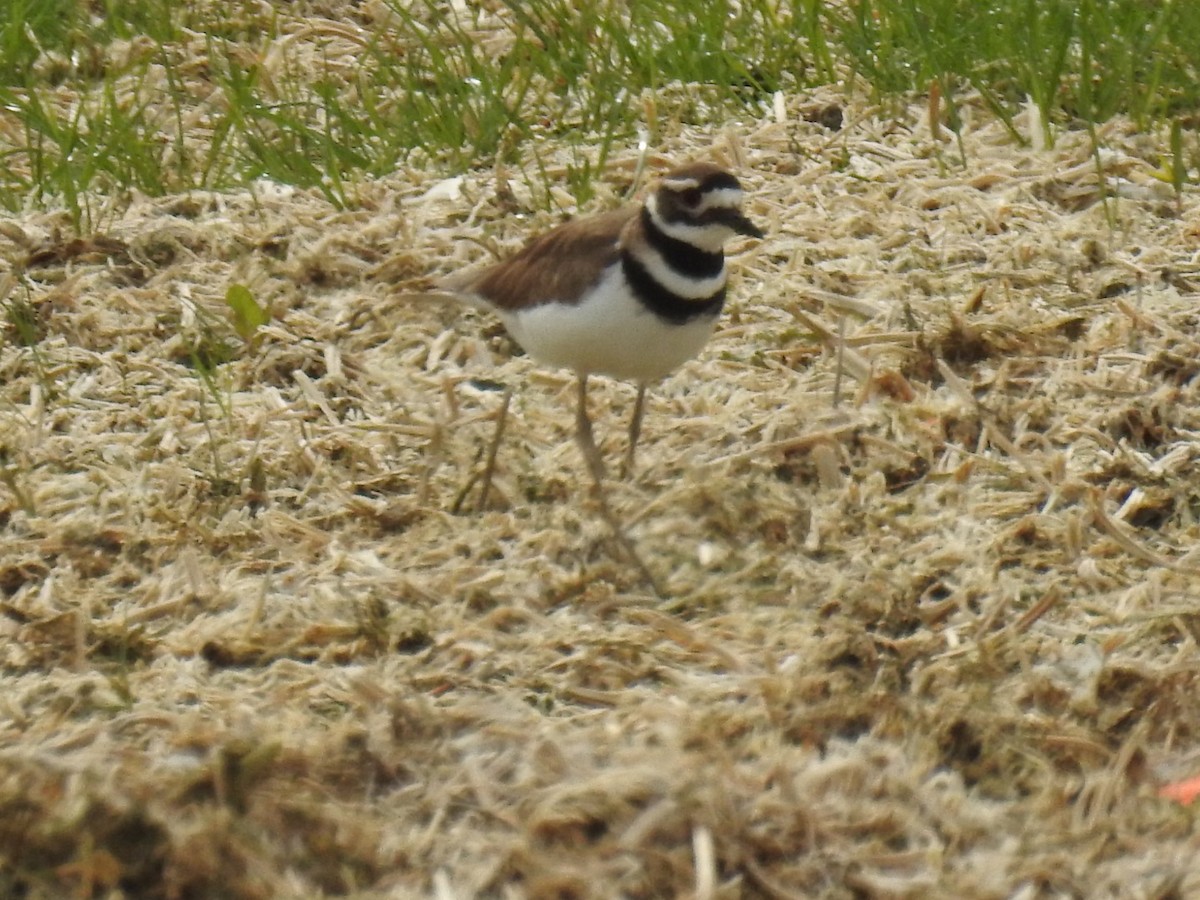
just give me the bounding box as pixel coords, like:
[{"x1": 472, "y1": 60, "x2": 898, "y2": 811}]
[{"x1": 444, "y1": 162, "x2": 763, "y2": 486}]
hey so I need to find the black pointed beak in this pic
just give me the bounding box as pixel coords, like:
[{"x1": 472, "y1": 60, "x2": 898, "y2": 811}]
[{"x1": 717, "y1": 208, "x2": 765, "y2": 239}]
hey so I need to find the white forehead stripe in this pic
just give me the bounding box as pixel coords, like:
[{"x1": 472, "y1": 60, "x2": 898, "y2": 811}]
[{"x1": 662, "y1": 176, "x2": 702, "y2": 190}]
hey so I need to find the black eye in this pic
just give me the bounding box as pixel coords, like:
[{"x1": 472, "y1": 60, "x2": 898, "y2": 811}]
[{"x1": 679, "y1": 188, "x2": 703, "y2": 208}]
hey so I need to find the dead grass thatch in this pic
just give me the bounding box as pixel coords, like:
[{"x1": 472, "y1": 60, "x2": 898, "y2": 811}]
[{"x1": 2, "y1": 32, "x2": 1200, "y2": 900}]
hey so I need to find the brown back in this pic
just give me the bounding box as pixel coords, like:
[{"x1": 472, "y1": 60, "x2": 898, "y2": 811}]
[{"x1": 454, "y1": 207, "x2": 637, "y2": 310}]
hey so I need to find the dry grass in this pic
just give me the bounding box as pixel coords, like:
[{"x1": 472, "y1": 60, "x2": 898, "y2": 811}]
[{"x1": 3, "y1": 23, "x2": 1200, "y2": 900}]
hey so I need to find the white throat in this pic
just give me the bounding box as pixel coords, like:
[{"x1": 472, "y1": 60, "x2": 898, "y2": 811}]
[{"x1": 646, "y1": 195, "x2": 736, "y2": 254}]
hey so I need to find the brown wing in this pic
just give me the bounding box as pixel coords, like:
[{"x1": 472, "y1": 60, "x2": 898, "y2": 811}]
[{"x1": 452, "y1": 207, "x2": 636, "y2": 311}]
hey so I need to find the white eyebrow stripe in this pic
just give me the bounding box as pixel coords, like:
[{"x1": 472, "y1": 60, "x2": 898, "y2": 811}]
[{"x1": 661, "y1": 176, "x2": 702, "y2": 190}]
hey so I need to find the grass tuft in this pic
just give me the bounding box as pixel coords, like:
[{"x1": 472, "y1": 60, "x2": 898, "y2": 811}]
[{"x1": 0, "y1": 0, "x2": 1198, "y2": 229}]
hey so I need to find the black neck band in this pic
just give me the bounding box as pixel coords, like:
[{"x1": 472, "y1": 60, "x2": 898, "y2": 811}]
[
  {"x1": 640, "y1": 207, "x2": 725, "y2": 280},
  {"x1": 621, "y1": 254, "x2": 726, "y2": 325}
]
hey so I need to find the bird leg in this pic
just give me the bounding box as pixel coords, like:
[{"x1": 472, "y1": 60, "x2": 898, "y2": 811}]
[
  {"x1": 574, "y1": 374, "x2": 663, "y2": 596},
  {"x1": 575, "y1": 374, "x2": 607, "y2": 487},
  {"x1": 623, "y1": 383, "x2": 647, "y2": 478}
]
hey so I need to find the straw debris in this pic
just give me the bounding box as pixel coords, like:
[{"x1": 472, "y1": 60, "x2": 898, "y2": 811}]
[{"x1": 2, "y1": 29, "x2": 1200, "y2": 900}]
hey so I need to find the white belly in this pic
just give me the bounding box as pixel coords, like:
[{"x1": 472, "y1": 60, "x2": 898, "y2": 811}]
[{"x1": 498, "y1": 268, "x2": 719, "y2": 382}]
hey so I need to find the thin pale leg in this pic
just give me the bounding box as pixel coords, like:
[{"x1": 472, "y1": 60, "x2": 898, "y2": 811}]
[
  {"x1": 575, "y1": 374, "x2": 607, "y2": 486},
  {"x1": 574, "y1": 374, "x2": 663, "y2": 596},
  {"x1": 623, "y1": 383, "x2": 647, "y2": 478}
]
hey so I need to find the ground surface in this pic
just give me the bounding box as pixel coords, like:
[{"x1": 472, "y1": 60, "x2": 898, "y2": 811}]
[{"x1": 3, "y1": 13, "x2": 1200, "y2": 900}]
